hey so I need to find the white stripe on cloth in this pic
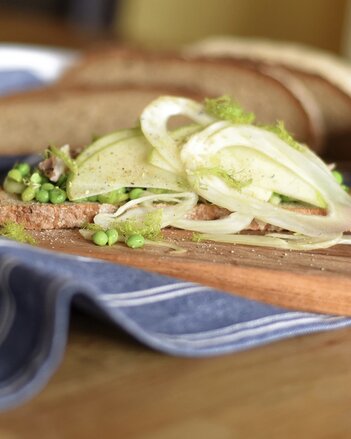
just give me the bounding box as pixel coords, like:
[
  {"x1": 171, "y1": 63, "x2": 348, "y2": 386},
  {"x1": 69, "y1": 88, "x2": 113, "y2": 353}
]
[
  {"x1": 153, "y1": 315, "x2": 346, "y2": 347},
  {"x1": 101, "y1": 282, "x2": 195, "y2": 300},
  {"x1": 101, "y1": 285, "x2": 207, "y2": 307}
]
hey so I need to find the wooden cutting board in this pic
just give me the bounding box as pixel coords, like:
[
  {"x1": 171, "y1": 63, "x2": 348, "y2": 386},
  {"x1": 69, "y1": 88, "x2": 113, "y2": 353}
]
[{"x1": 32, "y1": 228, "x2": 351, "y2": 316}]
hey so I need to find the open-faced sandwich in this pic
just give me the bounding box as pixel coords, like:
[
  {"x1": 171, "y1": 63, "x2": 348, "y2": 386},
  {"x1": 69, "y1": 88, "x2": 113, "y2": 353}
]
[{"x1": 1, "y1": 96, "x2": 350, "y2": 251}]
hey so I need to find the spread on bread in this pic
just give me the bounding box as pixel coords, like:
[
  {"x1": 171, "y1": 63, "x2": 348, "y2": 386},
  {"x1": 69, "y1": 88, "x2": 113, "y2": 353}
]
[{"x1": 2, "y1": 96, "x2": 351, "y2": 251}]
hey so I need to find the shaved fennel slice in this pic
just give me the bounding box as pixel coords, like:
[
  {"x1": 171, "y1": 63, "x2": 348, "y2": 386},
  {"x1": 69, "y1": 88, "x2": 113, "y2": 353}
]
[
  {"x1": 140, "y1": 96, "x2": 214, "y2": 174},
  {"x1": 93, "y1": 192, "x2": 198, "y2": 230},
  {"x1": 180, "y1": 122, "x2": 351, "y2": 236},
  {"x1": 196, "y1": 232, "x2": 344, "y2": 250},
  {"x1": 148, "y1": 124, "x2": 202, "y2": 173},
  {"x1": 189, "y1": 123, "x2": 350, "y2": 206},
  {"x1": 194, "y1": 176, "x2": 351, "y2": 237},
  {"x1": 172, "y1": 212, "x2": 253, "y2": 234}
]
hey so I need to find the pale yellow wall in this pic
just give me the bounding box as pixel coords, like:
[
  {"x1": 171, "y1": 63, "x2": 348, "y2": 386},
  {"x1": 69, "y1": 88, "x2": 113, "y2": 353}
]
[{"x1": 117, "y1": 0, "x2": 347, "y2": 53}]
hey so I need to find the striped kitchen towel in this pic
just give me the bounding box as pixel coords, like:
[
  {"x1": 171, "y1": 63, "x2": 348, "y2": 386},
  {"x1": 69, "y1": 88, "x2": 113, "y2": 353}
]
[{"x1": 1, "y1": 240, "x2": 351, "y2": 411}]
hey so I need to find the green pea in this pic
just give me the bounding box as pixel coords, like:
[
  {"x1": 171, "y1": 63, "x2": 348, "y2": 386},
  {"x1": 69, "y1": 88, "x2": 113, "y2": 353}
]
[
  {"x1": 40, "y1": 175, "x2": 50, "y2": 184},
  {"x1": 87, "y1": 195, "x2": 98, "y2": 202},
  {"x1": 7, "y1": 169, "x2": 23, "y2": 183},
  {"x1": 92, "y1": 231, "x2": 108, "y2": 246},
  {"x1": 342, "y1": 184, "x2": 349, "y2": 193},
  {"x1": 269, "y1": 193, "x2": 281, "y2": 205},
  {"x1": 129, "y1": 188, "x2": 145, "y2": 200},
  {"x1": 97, "y1": 191, "x2": 129, "y2": 204},
  {"x1": 57, "y1": 174, "x2": 67, "y2": 188},
  {"x1": 50, "y1": 188, "x2": 67, "y2": 204},
  {"x1": 106, "y1": 229, "x2": 119, "y2": 246},
  {"x1": 280, "y1": 194, "x2": 295, "y2": 203},
  {"x1": 3, "y1": 177, "x2": 25, "y2": 194},
  {"x1": 126, "y1": 234, "x2": 145, "y2": 249},
  {"x1": 97, "y1": 192, "x2": 114, "y2": 204},
  {"x1": 41, "y1": 182, "x2": 55, "y2": 191},
  {"x1": 30, "y1": 172, "x2": 42, "y2": 184},
  {"x1": 21, "y1": 186, "x2": 37, "y2": 202},
  {"x1": 35, "y1": 189, "x2": 50, "y2": 203},
  {"x1": 15, "y1": 163, "x2": 30, "y2": 177},
  {"x1": 332, "y1": 170, "x2": 343, "y2": 185},
  {"x1": 114, "y1": 192, "x2": 129, "y2": 203}
]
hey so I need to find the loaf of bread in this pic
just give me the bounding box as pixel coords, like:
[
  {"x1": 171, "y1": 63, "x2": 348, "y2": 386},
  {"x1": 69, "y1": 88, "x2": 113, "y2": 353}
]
[
  {"x1": 185, "y1": 37, "x2": 351, "y2": 158},
  {"x1": 59, "y1": 46, "x2": 324, "y2": 152},
  {"x1": 0, "y1": 84, "x2": 203, "y2": 155}
]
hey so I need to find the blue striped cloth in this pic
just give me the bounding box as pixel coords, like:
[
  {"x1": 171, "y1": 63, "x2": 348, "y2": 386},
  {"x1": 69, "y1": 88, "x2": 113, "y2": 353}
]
[{"x1": 1, "y1": 68, "x2": 351, "y2": 412}]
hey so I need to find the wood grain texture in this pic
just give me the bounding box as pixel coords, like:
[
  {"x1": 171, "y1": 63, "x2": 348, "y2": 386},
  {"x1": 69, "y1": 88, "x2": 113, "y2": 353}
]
[
  {"x1": 32, "y1": 228, "x2": 351, "y2": 316},
  {"x1": 1, "y1": 311, "x2": 351, "y2": 439}
]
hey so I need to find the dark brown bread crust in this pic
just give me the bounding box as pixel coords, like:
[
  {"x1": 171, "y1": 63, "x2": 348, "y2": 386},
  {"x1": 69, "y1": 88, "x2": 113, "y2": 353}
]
[
  {"x1": 59, "y1": 46, "x2": 324, "y2": 151},
  {"x1": 0, "y1": 84, "x2": 206, "y2": 155}
]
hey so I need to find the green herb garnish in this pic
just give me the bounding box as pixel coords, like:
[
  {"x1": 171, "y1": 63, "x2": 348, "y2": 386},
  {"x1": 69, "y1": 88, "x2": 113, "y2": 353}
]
[
  {"x1": 264, "y1": 121, "x2": 306, "y2": 152},
  {"x1": 204, "y1": 96, "x2": 255, "y2": 124},
  {"x1": 193, "y1": 167, "x2": 252, "y2": 191},
  {"x1": 0, "y1": 222, "x2": 36, "y2": 245},
  {"x1": 114, "y1": 209, "x2": 163, "y2": 241}
]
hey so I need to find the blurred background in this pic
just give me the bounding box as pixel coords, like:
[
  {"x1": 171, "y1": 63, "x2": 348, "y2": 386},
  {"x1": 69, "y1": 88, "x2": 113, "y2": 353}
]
[{"x1": 0, "y1": 0, "x2": 351, "y2": 57}]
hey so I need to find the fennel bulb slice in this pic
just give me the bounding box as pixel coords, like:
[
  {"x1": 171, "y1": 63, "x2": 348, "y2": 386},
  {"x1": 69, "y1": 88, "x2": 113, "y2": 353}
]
[{"x1": 67, "y1": 134, "x2": 189, "y2": 201}]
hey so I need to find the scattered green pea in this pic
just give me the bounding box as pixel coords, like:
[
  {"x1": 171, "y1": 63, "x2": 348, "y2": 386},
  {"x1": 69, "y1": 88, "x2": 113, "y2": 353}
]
[
  {"x1": 126, "y1": 234, "x2": 145, "y2": 249},
  {"x1": 332, "y1": 170, "x2": 343, "y2": 185},
  {"x1": 40, "y1": 175, "x2": 50, "y2": 184},
  {"x1": 106, "y1": 229, "x2": 119, "y2": 246},
  {"x1": 35, "y1": 189, "x2": 50, "y2": 203},
  {"x1": 3, "y1": 177, "x2": 25, "y2": 194},
  {"x1": 92, "y1": 230, "x2": 108, "y2": 246},
  {"x1": 114, "y1": 192, "x2": 129, "y2": 203},
  {"x1": 129, "y1": 188, "x2": 145, "y2": 200},
  {"x1": 57, "y1": 174, "x2": 67, "y2": 188},
  {"x1": 7, "y1": 169, "x2": 23, "y2": 183},
  {"x1": 15, "y1": 162, "x2": 30, "y2": 177},
  {"x1": 49, "y1": 188, "x2": 66, "y2": 204},
  {"x1": 30, "y1": 172, "x2": 42, "y2": 184},
  {"x1": 280, "y1": 194, "x2": 295, "y2": 203},
  {"x1": 342, "y1": 184, "x2": 350, "y2": 193},
  {"x1": 41, "y1": 182, "x2": 55, "y2": 191},
  {"x1": 97, "y1": 191, "x2": 117, "y2": 204},
  {"x1": 87, "y1": 195, "x2": 98, "y2": 202},
  {"x1": 269, "y1": 193, "x2": 282, "y2": 205},
  {"x1": 21, "y1": 186, "x2": 37, "y2": 202},
  {"x1": 97, "y1": 190, "x2": 129, "y2": 204}
]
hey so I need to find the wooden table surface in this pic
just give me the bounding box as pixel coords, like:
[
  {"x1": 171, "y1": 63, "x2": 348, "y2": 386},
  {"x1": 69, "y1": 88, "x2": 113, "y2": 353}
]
[{"x1": 0, "y1": 310, "x2": 351, "y2": 438}]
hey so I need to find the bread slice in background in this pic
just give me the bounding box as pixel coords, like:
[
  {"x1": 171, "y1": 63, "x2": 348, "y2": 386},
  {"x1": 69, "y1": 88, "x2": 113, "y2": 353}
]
[
  {"x1": 0, "y1": 84, "x2": 204, "y2": 155},
  {"x1": 185, "y1": 37, "x2": 351, "y2": 159},
  {"x1": 59, "y1": 46, "x2": 325, "y2": 153}
]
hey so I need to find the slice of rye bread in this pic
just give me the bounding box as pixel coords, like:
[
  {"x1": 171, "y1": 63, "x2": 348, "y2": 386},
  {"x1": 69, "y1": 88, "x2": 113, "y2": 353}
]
[
  {"x1": 184, "y1": 37, "x2": 351, "y2": 159},
  {"x1": 59, "y1": 46, "x2": 325, "y2": 152},
  {"x1": 0, "y1": 84, "x2": 205, "y2": 155},
  {"x1": 0, "y1": 190, "x2": 326, "y2": 231}
]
